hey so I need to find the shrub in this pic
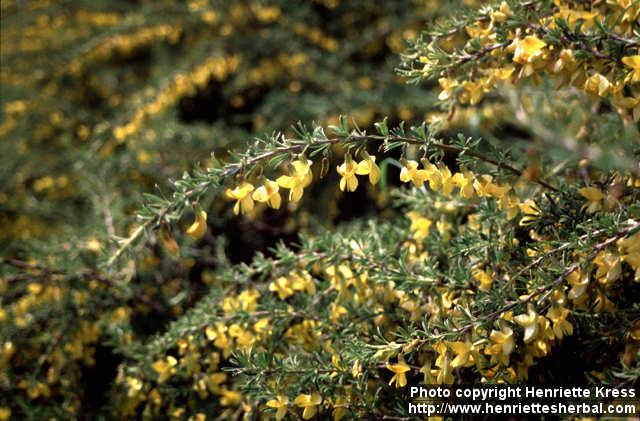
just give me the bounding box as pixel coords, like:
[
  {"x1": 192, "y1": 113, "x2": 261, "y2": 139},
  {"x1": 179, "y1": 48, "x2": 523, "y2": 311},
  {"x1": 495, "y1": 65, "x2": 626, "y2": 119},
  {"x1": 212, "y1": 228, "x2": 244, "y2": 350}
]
[{"x1": 1, "y1": 0, "x2": 639, "y2": 419}]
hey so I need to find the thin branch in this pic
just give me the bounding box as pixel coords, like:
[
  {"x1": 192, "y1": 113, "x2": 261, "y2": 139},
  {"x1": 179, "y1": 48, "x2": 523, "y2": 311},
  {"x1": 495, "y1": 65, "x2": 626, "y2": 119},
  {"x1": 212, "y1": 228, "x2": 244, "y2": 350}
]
[
  {"x1": 106, "y1": 129, "x2": 557, "y2": 266},
  {"x1": 405, "y1": 219, "x2": 639, "y2": 347}
]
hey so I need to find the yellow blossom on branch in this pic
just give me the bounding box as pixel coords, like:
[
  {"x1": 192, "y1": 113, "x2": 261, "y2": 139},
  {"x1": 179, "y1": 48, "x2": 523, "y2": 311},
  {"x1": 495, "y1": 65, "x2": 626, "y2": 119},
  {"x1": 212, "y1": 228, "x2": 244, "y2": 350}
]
[
  {"x1": 450, "y1": 341, "x2": 475, "y2": 368},
  {"x1": 152, "y1": 356, "x2": 177, "y2": 383},
  {"x1": 332, "y1": 396, "x2": 348, "y2": 421},
  {"x1": 294, "y1": 392, "x2": 322, "y2": 419},
  {"x1": 546, "y1": 306, "x2": 573, "y2": 340},
  {"x1": 266, "y1": 394, "x2": 288, "y2": 420},
  {"x1": 252, "y1": 179, "x2": 281, "y2": 209},
  {"x1": 336, "y1": 157, "x2": 359, "y2": 192},
  {"x1": 386, "y1": 355, "x2": 411, "y2": 388},
  {"x1": 510, "y1": 35, "x2": 547, "y2": 77},
  {"x1": 622, "y1": 55, "x2": 640, "y2": 83},
  {"x1": 472, "y1": 268, "x2": 493, "y2": 291},
  {"x1": 514, "y1": 304, "x2": 541, "y2": 343},
  {"x1": 407, "y1": 211, "x2": 432, "y2": 241},
  {"x1": 269, "y1": 276, "x2": 294, "y2": 300},
  {"x1": 485, "y1": 326, "x2": 515, "y2": 365},
  {"x1": 518, "y1": 199, "x2": 540, "y2": 225},
  {"x1": 511, "y1": 36, "x2": 547, "y2": 64},
  {"x1": 355, "y1": 154, "x2": 380, "y2": 184},
  {"x1": 226, "y1": 182, "x2": 255, "y2": 215},
  {"x1": 186, "y1": 210, "x2": 207, "y2": 240},
  {"x1": 277, "y1": 159, "x2": 313, "y2": 202}
]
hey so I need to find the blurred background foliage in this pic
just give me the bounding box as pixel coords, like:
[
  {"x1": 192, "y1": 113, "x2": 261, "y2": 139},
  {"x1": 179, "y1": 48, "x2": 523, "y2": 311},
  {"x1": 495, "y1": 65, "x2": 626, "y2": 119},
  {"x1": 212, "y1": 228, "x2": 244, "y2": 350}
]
[
  {"x1": 1, "y1": 0, "x2": 442, "y2": 256},
  {"x1": 0, "y1": 0, "x2": 452, "y2": 417}
]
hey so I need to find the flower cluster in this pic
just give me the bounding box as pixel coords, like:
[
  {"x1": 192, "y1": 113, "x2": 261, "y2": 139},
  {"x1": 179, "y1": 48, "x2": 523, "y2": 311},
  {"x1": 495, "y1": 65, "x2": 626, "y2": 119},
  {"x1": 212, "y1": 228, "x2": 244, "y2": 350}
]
[
  {"x1": 404, "y1": 0, "x2": 640, "y2": 121},
  {"x1": 2, "y1": 0, "x2": 640, "y2": 420}
]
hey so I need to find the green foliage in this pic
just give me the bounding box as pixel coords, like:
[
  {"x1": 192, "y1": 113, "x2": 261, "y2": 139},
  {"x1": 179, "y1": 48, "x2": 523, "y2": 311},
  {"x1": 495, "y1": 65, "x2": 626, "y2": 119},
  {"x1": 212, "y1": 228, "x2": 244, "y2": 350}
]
[{"x1": 1, "y1": 0, "x2": 639, "y2": 420}]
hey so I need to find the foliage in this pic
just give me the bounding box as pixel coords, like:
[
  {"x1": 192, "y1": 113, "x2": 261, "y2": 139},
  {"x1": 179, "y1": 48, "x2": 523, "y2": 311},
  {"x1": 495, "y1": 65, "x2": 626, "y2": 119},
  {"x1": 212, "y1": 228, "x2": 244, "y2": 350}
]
[{"x1": 1, "y1": 0, "x2": 639, "y2": 420}]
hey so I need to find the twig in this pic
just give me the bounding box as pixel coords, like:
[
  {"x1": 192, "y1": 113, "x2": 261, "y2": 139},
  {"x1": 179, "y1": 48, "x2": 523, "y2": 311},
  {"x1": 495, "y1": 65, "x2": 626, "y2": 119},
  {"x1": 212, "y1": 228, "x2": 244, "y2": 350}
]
[{"x1": 106, "y1": 131, "x2": 557, "y2": 267}]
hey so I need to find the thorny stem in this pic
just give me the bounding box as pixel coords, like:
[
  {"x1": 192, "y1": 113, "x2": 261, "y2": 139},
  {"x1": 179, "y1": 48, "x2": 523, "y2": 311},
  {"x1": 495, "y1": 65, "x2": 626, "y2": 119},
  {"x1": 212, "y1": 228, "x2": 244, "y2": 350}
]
[
  {"x1": 106, "y1": 131, "x2": 557, "y2": 266},
  {"x1": 405, "y1": 219, "x2": 639, "y2": 350},
  {"x1": 428, "y1": 0, "x2": 540, "y2": 39}
]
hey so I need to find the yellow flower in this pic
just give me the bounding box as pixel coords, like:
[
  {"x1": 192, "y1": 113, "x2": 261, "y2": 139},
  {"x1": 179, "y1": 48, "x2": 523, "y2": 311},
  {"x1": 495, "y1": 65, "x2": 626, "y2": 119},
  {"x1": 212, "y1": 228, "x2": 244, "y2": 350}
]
[
  {"x1": 553, "y1": 7, "x2": 596, "y2": 28},
  {"x1": 332, "y1": 396, "x2": 348, "y2": 421},
  {"x1": 439, "y1": 163, "x2": 455, "y2": 196},
  {"x1": 472, "y1": 269, "x2": 493, "y2": 291},
  {"x1": 491, "y1": 1, "x2": 512, "y2": 23},
  {"x1": 149, "y1": 388, "x2": 162, "y2": 406},
  {"x1": 159, "y1": 228, "x2": 180, "y2": 256},
  {"x1": 289, "y1": 271, "x2": 316, "y2": 295},
  {"x1": 254, "y1": 317, "x2": 271, "y2": 336},
  {"x1": 622, "y1": 55, "x2": 640, "y2": 83},
  {"x1": 126, "y1": 377, "x2": 143, "y2": 397},
  {"x1": 351, "y1": 359, "x2": 363, "y2": 378},
  {"x1": 422, "y1": 162, "x2": 442, "y2": 190},
  {"x1": 205, "y1": 372, "x2": 226, "y2": 393},
  {"x1": 269, "y1": 276, "x2": 294, "y2": 300},
  {"x1": 499, "y1": 194, "x2": 519, "y2": 220},
  {"x1": 285, "y1": 320, "x2": 320, "y2": 351},
  {"x1": 450, "y1": 341, "x2": 474, "y2": 368},
  {"x1": 492, "y1": 66, "x2": 515, "y2": 81},
  {"x1": 252, "y1": 179, "x2": 281, "y2": 209},
  {"x1": 510, "y1": 35, "x2": 547, "y2": 77},
  {"x1": 485, "y1": 326, "x2": 514, "y2": 365},
  {"x1": 205, "y1": 323, "x2": 233, "y2": 357},
  {"x1": 512, "y1": 35, "x2": 547, "y2": 64},
  {"x1": 0, "y1": 408, "x2": 11, "y2": 421},
  {"x1": 226, "y1": 182, "x2": 255, "y2": 215},
  {"x1": 336, "y1": 158, "x2": 359, "y2": 192},
  {"x1": 619, "y1": 232, "x2": 640, "y2": 283},
  {"x1": 465, "y1": 21, "x2": 493, "y2": 39},
  {"x1": 355, "y1": 154, "x2": 380, "y2": 184},
  {"x1": 518, "y1": 199, "x2": 540, "y2": 225},
  {"x1": 266, "y1": 394, "x2": 288, "y2": 420},
  {"x1": 386, "y1": 356, "x2": 411, "y2": 388},
  {"x1": 407, "y1": 211, "x2": 432, "y2": 240},
  {"x1": 546, "y1": 306, "x2": 573, "y2": 339},
  {"x1": 152, "y1": 356, "x2": 177, "y2": 383},
  {"x1": 514, "y1": 304, "x2": 540, "y2": 343},
  {"x1": 330, "y1": 303, "x2": 348, "y2": 322},
  {"x1": 400, "y1": 160, "x2": 429, "y2": 188},
  {"x1": 474, "y1": 175, "x2": 502, "y2": 198},
  {"x1": 434, "y1": 344, "x2": 454, "y2": 384},
  {"x1": 277, "y1": 159, "x2": 313, "y2": 202},
  {"x1": 567, "y1": 270, "x2": 589, "y2": 301},
  {"x1": 584, "y1": 73, "x2": 611, "y2": 97},
  {"x1": 222, "y1": 296, "x2": 240, "y2": 314},
  {"x1": 419, "y1": 361, "x2": 435, "y2": 384},
  {"x1": 461, "y1": 80, "x2": 485, "y2": 105},
  {"x1": 186, "y1": 210, "x2": 207, "y2": 240},
  {"x1": 594, "y1": 250, "x2": 622, "y2": 285},
  {"x1": 219, "y1": 388, "x2": 242, "y2": 406},
  {"x1": 531, "y1": 317, "x2": 554, "y2": 357},
  {"x1": 85, "y1": 237, "x2": 102, "y2": 254},
  {"x1": 438, "y1": 77, "x2": 459, "y2": 101},
  {"x1": 594, "y1": 290, "x2": 615, "y2": 312},
  {"x1": 237, "y1": 288, "x2": 260, "y2": 311},
  {"x1": 552, "y1": 49, "x2": 577, "y2": 73},
  {"x1": 452, "y1": 171, "x2": 475, "y2": 199},
  {"x1": 577, "y1": 186, "x2": 617, "y2": 214},
  {"x1": 294, "y1": 392, "x2": 322, "y2": 419}
]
